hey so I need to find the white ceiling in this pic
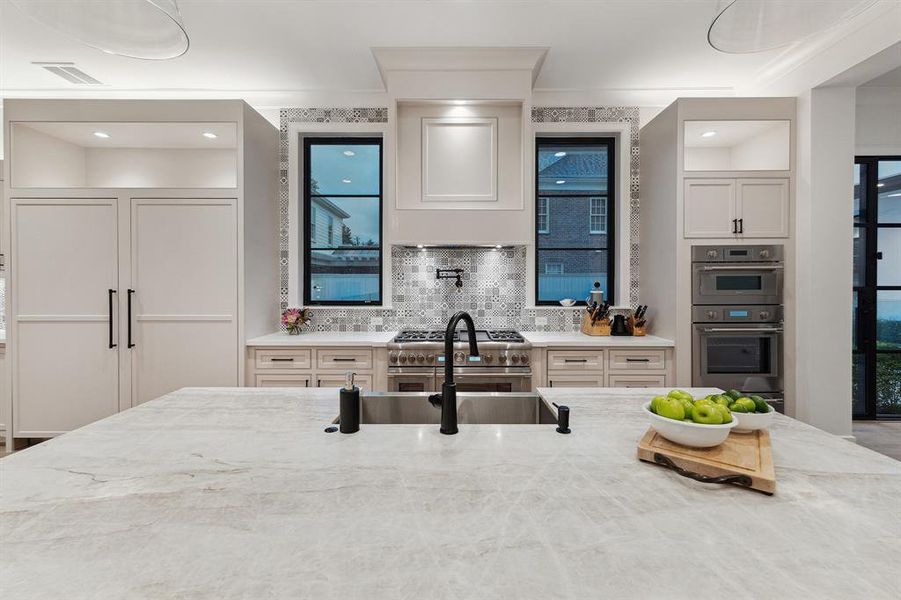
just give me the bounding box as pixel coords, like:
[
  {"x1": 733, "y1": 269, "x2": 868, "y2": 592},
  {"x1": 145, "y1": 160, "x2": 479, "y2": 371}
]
[{"x1": 0, "y1": 0, "x2": 899, "y2": 116}]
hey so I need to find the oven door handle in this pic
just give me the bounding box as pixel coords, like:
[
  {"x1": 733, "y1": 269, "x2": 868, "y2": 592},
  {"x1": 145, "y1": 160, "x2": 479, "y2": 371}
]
[
  {"x1": 700, "y1": 327, "x2": 784, "y2": 334},
  {"x1": 701, "y1": 265, "x2": 783, "y2": 271}
]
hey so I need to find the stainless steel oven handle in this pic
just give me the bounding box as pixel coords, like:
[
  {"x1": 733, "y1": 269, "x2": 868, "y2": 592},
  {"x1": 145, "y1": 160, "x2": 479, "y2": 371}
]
[
  {"x1": 700, "y1": 327, "x2": 784, "y2": 333},
  {"x1": 701, "y1": 265, "x2": 783, "y2": 271}
]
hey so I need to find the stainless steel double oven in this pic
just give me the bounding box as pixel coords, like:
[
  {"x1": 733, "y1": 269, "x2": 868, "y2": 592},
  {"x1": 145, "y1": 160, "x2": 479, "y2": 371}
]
[{"x1": 692, "y1": 246, "x2": 784, "y2": 407}]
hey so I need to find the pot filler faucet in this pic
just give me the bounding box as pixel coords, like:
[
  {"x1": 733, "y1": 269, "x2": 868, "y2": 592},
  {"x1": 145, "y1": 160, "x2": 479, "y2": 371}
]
[{"x1": 429, "y1": 311, "x2": 479, "y2": 435}]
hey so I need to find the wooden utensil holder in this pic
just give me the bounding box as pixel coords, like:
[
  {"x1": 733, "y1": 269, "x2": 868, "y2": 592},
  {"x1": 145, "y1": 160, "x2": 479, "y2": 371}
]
[
  {"x1": 630, "y1": 315, "x2": 647, "y2": 336},
  {"x1": 581, "y1": 312, "x2": 610, "y2": 336}
]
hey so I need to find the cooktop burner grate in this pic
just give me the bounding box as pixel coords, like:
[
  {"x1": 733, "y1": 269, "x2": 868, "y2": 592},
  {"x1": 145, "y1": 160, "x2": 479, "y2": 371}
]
[{"x1": 393, "y1": 329, "x2": 525, "y2": 343}]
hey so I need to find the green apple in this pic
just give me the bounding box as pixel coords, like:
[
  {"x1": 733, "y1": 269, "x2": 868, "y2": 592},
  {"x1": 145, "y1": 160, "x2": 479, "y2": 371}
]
[
  {"x1": 650, "y1": 395, "x2": 667, "y2": 414},
  {"x1": 656, "y1": 397, "x2": 686, "y2": 421},
  {"x1": 726, "y1": 389, "x2": 743, "y2": 401},
  {"x1": 692, "y1": 403, "x2": 724, "y2": 425},
  {"x1": 736, "y1": 397, "x2": 757, "y2": 412},
  {"x1": 694, "y1": 398, "x2": 714, "y2": 408},
  {"x1": 714, "y1": 404, "x2": 732, "y2": 424},
  {"x1": 713, "y1": 396, "x2": 732, "y2": 409},
  {"x1": 729, "y1": 401, "x2": 749, "y2": 413},
  {"x1": 677, "y1": 397, "x2": 694, "y2": 420},
  {"x1": 668, "y1": 389, "x2": 693, "y2": 401}
]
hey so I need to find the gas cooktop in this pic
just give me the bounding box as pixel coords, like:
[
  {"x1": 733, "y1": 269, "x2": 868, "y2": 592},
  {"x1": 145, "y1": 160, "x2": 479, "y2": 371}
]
[{"x1": 393, "y1": 329, "x2": 525, "y2": 344}]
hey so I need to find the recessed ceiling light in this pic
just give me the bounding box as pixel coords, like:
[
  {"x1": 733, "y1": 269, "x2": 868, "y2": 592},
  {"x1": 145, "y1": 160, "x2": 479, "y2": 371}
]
[
  {"x1": 341, "y1": 178, "x2": 352, "y2": 184},
  {"x1": 93, "y1": 131, "x2": 110, "y2": 139},
  {"x1": 451, "y1": 100, "x2": 467, "y2": 105},
  {"x1": 701, "y1": 131, "x2": 717, "y2": 138},
  {"x1": 343, "y1": 150, "x2": 355, "y2": 157},
  {"x1": 554, "y1": 151, "x2": 567, "y2": 157},
  {"x1": 495, "y1": 245, "x2": 502, "y2": 249},
  {"x1": 202, "y1": 132, "x2": 217, "y2": 139},
  {"x1": 556, "y1": 180, "x2": 566, "y2": 184},
  {"x1": 417, "y1": 244, "x2": 424, "y2": 249},
  {"x1": 877, "y1": 183, "x2": 885, "y2": 187}
]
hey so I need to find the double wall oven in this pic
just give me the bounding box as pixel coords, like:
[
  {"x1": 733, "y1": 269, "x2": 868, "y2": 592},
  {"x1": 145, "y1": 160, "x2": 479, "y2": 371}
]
[
  {"x1": 387, "y1": 330, "x2": 532, "y2": 393},
  {"x1": 691, "y1": 246, "x2": 785, "y2": 409}
]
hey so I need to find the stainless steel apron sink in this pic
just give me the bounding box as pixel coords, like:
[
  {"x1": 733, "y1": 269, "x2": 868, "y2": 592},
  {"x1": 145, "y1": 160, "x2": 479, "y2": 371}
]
[{"x1": 340, "y1": 392, "x2": 558, "y2": 425}]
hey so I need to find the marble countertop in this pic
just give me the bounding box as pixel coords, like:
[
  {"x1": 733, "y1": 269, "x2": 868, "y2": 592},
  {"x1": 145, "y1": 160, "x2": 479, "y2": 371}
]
[
  {"x1": 246, "y1": 331, "x2": 397, "y2": 347},
  {"x1": 246, "y1": 331, "x2": 674, "y2": 348},
  {"x1": 2, "y1": 387, "x2": 899, "y2": 599},
  {"x1": 521, "y1": 331, "x2": 674, "y2": 347}
]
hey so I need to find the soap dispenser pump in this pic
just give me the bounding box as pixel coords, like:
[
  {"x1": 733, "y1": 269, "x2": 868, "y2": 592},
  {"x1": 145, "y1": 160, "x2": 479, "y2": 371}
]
[{"x1": 339, "y1": 371, "x2": 360, "y2": 434}]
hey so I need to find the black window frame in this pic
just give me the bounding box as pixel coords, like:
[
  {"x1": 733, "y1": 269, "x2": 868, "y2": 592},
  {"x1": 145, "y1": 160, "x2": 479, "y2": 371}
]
[
  {"x1": 303, "y1": 136, "x2": 383, "y2": 306},
  {"x1": 534, "y1": 136, "x2": 616, "y2": 306}
]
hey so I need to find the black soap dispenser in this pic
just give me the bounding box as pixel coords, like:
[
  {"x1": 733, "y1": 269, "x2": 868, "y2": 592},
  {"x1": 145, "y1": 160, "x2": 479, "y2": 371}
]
[{"x1": 339, "y1": 371, "x2": 360, "y2": 434}]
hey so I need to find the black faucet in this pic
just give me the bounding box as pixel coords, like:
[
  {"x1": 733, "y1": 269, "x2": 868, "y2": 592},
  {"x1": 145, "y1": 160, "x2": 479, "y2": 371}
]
[{"x1": 429, "y1": 311, "x2": 479, "y2": 435}]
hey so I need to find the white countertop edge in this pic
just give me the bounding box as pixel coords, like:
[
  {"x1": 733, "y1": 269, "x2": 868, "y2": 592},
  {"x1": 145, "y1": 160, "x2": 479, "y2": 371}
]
[
  {"x1": 520, "y1": 331, "x2": 675, "y2": 347},
  {"x1": 246, "y1": 331, "x2": 398, "y2": 347}
]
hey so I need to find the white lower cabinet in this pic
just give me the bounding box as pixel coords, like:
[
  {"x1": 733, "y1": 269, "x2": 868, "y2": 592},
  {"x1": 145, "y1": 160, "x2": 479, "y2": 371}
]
[
  {"x1": 547, "y1": 374, "x2": 606, "y2": 388},
  {"x1": 541, "y1": 346, "x2": 673, "y2": 391},
  {"x1": 315, "y1": 373, "x2": 373, "y2": 391},
  {"x1": 607, "y1": 374, "x2": 667, "y2": 388},
  {"x1": 11, "y1": 197, "x2": 241, "y2": 436},
  {"x1": 255, "y1": 374, "x2": 311, "y2": 388},
  {"x1": 246, "y1": 347, "x2": 381, "y2": 392}
]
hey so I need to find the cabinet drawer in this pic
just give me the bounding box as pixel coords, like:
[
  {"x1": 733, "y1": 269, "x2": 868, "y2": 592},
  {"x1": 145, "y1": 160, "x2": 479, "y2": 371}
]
[
  {"x1": 607, "y1": 374, "x2": 667, "y2": 388},
  {"x1": 315, "y1": 373, "x2": 373, "y2": 391},
  {"x1": 547, "y1": 374, "x2": 605, "y2": 388},
  {"x1": 608, "y1": 349, "x2": 666, "y2": 371},
  {"x1": 316, "y1": 348, "x2": 373, "y2": 370},
  {"x1": 255, "y1": 374, "x2": 311, "y2": 387},
  {"x1": 547, "y1": 350, "x2": 605, "y2": 372},
  {"x1": 255, "y1": 348, "x2": 312, "y2": 370}
]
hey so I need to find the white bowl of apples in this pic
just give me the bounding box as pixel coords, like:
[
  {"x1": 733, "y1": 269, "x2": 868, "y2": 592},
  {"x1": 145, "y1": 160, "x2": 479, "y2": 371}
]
[{"x1": 643, "y1": 391, "x2": 737, "y2": 448}]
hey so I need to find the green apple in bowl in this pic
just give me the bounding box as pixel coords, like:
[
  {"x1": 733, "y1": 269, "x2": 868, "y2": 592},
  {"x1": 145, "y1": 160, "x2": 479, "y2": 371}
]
[
  {"x1": 691, "y1": 403, "x2": 724, "y2": 425},
  {"x1": 655, "y1": 397, "x2": 686, "y2": 421}
]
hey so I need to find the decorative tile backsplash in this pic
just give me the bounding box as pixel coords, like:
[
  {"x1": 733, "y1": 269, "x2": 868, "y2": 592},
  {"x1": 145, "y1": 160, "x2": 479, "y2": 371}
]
[
  {"x1": 303, "y1": 246, "x2": 582, "y2": 333},
  {"x1": 278, "y1": 105, "x2": 640, "y2": 332}
]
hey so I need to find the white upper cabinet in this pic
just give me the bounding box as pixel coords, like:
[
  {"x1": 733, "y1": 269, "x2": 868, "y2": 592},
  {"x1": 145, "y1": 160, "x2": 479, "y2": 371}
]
[
  {"x1": 684, "y1": 179, "x2": 736, "y2": 238},
  {"x1": 10, "y1": 122, "x2": 238, "y2": 188},
  {"x1": 685, "y1": 177, "x2": 789, "y2": 239},
  {"x1": 683, "y1": 120, "x2": 790, "y2": 172}
]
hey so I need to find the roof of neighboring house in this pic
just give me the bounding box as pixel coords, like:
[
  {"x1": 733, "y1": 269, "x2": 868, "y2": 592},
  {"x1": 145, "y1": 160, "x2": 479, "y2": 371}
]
[
  {"x1": 312, "y1": 196, "x2": 351, "y2": 219},
  {"x1": 538, "y1": 152, "x2": 608, "y2": 179}
]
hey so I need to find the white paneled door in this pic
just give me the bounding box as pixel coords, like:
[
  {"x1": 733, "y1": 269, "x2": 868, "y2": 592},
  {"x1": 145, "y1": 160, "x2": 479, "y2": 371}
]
[
  {"x1": 129, "y1": 199, "x2": 238, "y2": 404},
  {"x1": 13, "y1": 199, "x2": 120, "y2": 436},
  {"x1": 684, "y1": 179, "x2": 736, "y2": 238}
]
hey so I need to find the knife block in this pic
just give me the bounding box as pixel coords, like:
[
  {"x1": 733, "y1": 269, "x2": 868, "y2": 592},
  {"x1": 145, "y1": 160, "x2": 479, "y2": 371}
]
[{"x1": 580, "y1": 312, "x2": 611, "y2": 336}]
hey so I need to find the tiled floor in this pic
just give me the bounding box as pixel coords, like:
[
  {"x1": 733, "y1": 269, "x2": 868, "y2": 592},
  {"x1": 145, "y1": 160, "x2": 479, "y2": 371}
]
[{"x1": 853, "y1": 421, "x2": 901, "y2": 461}]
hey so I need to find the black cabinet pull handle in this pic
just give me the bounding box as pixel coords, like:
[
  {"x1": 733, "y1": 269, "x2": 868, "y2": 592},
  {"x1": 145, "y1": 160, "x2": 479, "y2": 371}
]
[
  {"x1": 332, "y1": 358, "x2": 357, "y2": 362},
  {"x1": 564, "y1": 358, "x2": 588, "y2": 363},
  {"x1": 738, "y1": 218, "x2": 744, "y2": 234},
  {"x1": 270, "y1": 357, "x2": 295, "y2": 362},
  {"x1": 732, "y1": 219, "x2": 737, "y2": 234},
  {"x1": 127, "y1": 289, "x2": 135, "y2": 348},
  {"x1": 108, "y1": 289, "x2": 117, "y2": 349},
  {"x1": 625, "y1": 358, "x2": 650, "y2": 362}
]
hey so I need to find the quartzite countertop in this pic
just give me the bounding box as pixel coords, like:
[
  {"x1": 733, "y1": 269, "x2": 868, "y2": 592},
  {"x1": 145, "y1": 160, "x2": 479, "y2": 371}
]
[
  {"x1": 1, "y1": 387, "x2": 899, "y2": 599},
  {"x1": 521, "y1": 331, "x2": 674, "y2": 347},
  {"x1": 246, "y1": 331, "x2": 397, "y2": 347}
]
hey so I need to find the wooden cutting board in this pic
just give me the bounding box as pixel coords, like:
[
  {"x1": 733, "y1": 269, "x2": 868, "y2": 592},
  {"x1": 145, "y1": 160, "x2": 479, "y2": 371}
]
[{"x1": 637, "y1": 428, "x2": 775, "y2": 494}]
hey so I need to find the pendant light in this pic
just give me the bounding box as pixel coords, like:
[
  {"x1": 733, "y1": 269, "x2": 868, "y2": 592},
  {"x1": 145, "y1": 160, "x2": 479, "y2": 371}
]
[
  {"x1": 708, "y1": 0, "x2": 878, "y2": 54},
  {"x1": 10, "y1": 0, "x2": 189, "y2": 60}
]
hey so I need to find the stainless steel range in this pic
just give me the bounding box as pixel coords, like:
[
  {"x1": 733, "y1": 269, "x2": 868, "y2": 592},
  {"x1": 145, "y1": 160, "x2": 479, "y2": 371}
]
[{"x1": 387, "y1": 329, "x2": 532, "y2": 393}]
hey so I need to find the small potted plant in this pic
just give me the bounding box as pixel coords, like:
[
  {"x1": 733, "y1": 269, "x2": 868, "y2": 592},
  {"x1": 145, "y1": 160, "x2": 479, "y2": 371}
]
[{"x1": 281, "y1": 307, "x2": 311, "y2": 335}]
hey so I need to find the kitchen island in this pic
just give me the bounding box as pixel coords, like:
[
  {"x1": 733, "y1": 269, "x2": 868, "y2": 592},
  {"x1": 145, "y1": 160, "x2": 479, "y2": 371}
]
[{"x1": 1, "y1": 387, "x2": 899, "y2": 599}]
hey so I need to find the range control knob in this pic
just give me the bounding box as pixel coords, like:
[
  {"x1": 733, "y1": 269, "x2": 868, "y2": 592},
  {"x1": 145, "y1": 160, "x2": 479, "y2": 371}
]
[
  {"x1": 706, "y1": 310, "x2": 718, "y2": 320},
  {"x1": 417, "y1": 354, "x2": 425, "y2": 363},
  {"x1": 399, "y1": 354, "x2": 407, "y2": 364},
  {"x1": 512, "y1": 354, "x2": 520, "y2": 364},
  {"x1": 759, "y1": 310, "x2": 770, "y2": 320},
  {"x1": 389, "y1": 352, "x2": 398, "y2": 364},
  {"x1": 706, "y1": 249, "x2": 718, "y2": 259},
  {"x1": 759, "y1": 249, "x2": 770, "y2": 259},
  {"x1": 454, "y1": 351, "x2": 466, "y2": 364},
  {"x1": 426, "y1": 354, "x2": 435, "y2": 363},
  {"x1": 482, "y1": 354, "x2": 494, "y2": 364},
  {"x1": 498, "y1": 354, "x2": 507, "y2": 363},
  {"x1": 520, "y1": 354, "x2": 530, "y2": 364}
]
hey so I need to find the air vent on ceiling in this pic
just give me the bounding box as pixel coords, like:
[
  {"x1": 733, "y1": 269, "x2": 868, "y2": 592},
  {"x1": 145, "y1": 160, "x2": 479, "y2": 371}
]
[{"x1": 33, "y1": 62, "x2": 102, "y2": 85}]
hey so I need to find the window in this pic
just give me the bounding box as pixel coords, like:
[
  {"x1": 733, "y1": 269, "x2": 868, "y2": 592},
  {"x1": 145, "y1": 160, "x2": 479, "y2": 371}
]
[
  {"x1": 304, "y1": 137, "x2": 382, "y2": 305},
  {"x1": 589, "y1": 197, "x2": 607, "y2": 234},
  {"x1": 545, "y1": 263, "x2": 563, "y2": 275},
  {"x1": 535, "y1": 137, "x2": 615, "y2": 305},
  {"x1": 537, "y1": 197, "x2": 549, "y2": 233}
]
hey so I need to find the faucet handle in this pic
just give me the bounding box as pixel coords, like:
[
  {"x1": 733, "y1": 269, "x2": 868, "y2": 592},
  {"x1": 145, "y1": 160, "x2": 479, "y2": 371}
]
[{"x1": 427, "y1": 393, "x2": 443, "y2": 408}]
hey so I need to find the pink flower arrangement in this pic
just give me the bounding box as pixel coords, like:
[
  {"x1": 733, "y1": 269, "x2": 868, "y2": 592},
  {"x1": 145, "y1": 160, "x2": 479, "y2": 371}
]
[{"x1": 282, "y1": 307, "x2": 311, "y2": 335}]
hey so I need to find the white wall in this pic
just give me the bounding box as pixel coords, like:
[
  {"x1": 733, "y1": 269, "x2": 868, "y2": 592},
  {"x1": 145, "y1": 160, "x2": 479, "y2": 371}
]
[
  {"x1": 794, "y1": 86, "x2": 856, "y2": 436},
  {"x1": 11, "y1": 124, "x2": 86, "y2": 187},
  {"x1": 84, "y1": 148, "x2": 237, "y2": 188},
  {"x1": 856, "y1": 85, "x2": 901, "y2": 155}
]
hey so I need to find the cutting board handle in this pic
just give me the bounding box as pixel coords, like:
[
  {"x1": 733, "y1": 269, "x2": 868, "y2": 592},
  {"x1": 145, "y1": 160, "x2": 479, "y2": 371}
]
[{"x1": 653, "y1": 453, "x2": 754, "y2": 488}]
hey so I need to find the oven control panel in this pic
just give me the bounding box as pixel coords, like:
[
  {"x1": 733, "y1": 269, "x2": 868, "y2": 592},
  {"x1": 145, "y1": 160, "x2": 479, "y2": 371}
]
[
  {"x1": 692, "y1": 305, "x2": 783, "y2": 323},
  {"x1": 692, "y1": 245, "x2": 784, "y2": 263}
]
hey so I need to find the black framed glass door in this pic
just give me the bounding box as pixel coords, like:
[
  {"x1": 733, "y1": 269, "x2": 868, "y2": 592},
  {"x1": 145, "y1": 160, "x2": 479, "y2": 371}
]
[{"x1": 854, "y1": 156, "x2": 901, "y2": 419}]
